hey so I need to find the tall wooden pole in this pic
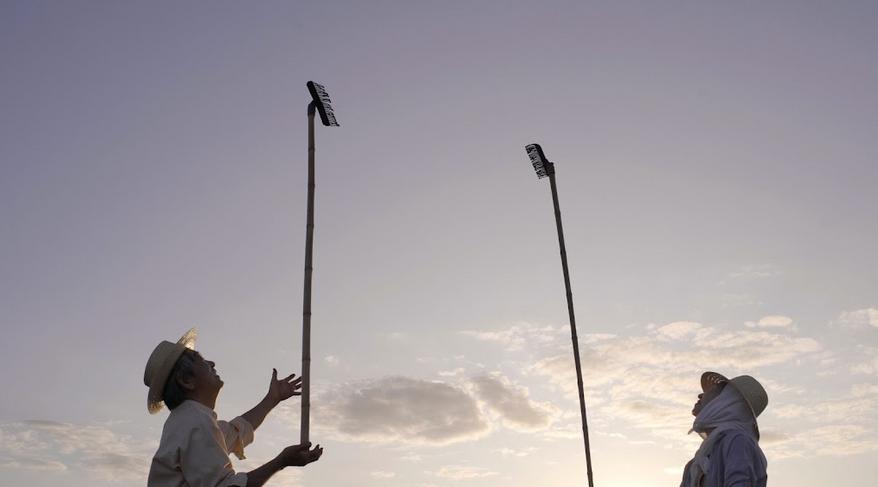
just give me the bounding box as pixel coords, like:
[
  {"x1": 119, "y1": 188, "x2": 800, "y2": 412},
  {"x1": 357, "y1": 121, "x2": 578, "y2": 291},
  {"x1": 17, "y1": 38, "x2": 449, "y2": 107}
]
[
  {"x1": 548, "y1": 171, "x2": 595, "y2": 487},
  {"x1": 300, "y1": 101, "x2": 316, "y2": 445}
]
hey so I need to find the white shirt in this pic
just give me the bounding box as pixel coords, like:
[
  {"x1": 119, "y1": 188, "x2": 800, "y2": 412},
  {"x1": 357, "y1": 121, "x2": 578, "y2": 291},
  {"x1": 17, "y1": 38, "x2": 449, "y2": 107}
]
[{"x1": 148, "y1": 400, "x2": 255, "y2": 487}]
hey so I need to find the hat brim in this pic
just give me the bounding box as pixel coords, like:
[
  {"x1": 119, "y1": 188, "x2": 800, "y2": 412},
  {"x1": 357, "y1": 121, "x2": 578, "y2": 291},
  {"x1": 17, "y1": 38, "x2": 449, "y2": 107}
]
[
  {"x1": 727, "y1": 375, "x2": 768, "y2": 420},
  {"x1": 147, "y1": 328, "x2": 198, "y2": 414}
]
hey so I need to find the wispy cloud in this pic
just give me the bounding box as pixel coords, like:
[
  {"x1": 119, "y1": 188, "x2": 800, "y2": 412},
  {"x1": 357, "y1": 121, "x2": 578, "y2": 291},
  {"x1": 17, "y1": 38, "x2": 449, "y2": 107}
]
[
  {"x1": 431, "y1": 464, "x2": 498, "y2": 480},
  {"x1": 746, "y1": 315, "x2": 794, "y2": 328},
  {"x1": 851, "y1": 383, "x2": 878, "y2": 397},
  {"x1": 0, "y1": 457, "x2": 67, "y2": 472},
  {"x1": 772, "y1": 396, "x2": 875, "y2": 423},
  {"x1": 729, "y1": 264, "x2": 782, "y2": 280},
  {"x1": 766, "y1": 424, "x2": 878, "y2": 459},
  {"x1": 370, "y1": 470, "x2": 397, "y2": 478},
  {"x1": 494, "y1": 446, "x2": 537, "y2": 457},
  {"x1": 465, "y1": 318, "x2": 878, "y2": 460},
  {"x1": 834, "y1": 308, "x2": 878, "y2": 329},
  {"x1": 655, "y1": 321, "x2": 703, "y2": 340},
  {"x1": 849, "y1": 346, "x2": 878, "y2": 375},
  {"x1": 438, "y1": 367, "x2": 466, "y2": 377},
  {"x1": 460, "y1": 323, "x2": 565, "y2": 352},
  {"x1": 0, "y1": 420, "x2": 150, "y2": 481}
]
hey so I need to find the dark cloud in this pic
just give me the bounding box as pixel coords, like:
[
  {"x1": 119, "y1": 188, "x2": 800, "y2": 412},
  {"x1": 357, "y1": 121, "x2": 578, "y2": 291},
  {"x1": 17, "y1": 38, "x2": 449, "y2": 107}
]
[
  {"x1": 316, "y1": 376, "x2": 489, "y2": 445},
  {"x1": 470, "y1": 375, "x2": 555, "y2": 430}
]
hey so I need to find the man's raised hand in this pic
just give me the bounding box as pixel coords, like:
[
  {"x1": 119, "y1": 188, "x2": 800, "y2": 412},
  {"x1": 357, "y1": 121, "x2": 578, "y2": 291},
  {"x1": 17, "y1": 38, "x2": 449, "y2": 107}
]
[
  {"x1": 277, "y1": 442, "x2": 323, "y2": 468},
  {"x1": 266, "y1": 368, "x2": 303, "y2": 405}
]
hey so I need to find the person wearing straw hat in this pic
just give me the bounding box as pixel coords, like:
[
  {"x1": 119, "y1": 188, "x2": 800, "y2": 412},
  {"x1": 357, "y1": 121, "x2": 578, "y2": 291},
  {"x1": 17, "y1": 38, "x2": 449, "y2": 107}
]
[
  {"x1": 144, "y1": 329, "x2": 323, "y2": 486},
  {"x1": 680, "y1": 371, "x2": 769, "y2": 487}
]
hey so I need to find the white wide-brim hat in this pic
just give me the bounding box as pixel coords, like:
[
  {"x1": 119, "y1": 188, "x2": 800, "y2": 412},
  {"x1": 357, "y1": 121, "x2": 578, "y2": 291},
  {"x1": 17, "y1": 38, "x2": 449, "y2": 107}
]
[
  {"x1": 701, "y1": 371, "x2": 768, "y2": 418},
  {"x1": 144, "y1": 328, "x2": 198, "y2": 414}
]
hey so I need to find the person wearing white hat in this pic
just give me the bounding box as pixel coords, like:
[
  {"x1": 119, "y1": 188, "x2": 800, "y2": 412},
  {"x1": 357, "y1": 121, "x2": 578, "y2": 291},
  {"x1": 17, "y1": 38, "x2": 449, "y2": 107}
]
[
  {"x1": 144, "y1": 329, "x2": 323, "y2": 486},
  {"x1": 680, "y1": 371, "x2": 769, "y2": 487}
]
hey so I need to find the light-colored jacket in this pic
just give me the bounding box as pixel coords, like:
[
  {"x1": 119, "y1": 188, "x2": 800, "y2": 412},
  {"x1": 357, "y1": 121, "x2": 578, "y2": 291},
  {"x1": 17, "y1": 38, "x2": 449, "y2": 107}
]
[
  {"x1": 679, "y1": 428, "x2": 768, "y2": 487},
  {"x1": 148, "y1": 400, "x2": 254, "y2": 487}
]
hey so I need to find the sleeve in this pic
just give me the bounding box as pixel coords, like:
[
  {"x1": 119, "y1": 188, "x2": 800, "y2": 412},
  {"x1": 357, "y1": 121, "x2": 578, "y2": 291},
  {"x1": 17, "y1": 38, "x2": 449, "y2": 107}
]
[
  {"x1": 679, "y1": 459, "x2": 693, "y2": 487},
  {"x1": 722, "y1": 434, "x2": 759, "y2": 487},
  {"x1": 217, "y1": 417, "x2": 255, "y2": 460},
  {"x1": 180, "y1": 417, "x2": 250, "y2": 487}
]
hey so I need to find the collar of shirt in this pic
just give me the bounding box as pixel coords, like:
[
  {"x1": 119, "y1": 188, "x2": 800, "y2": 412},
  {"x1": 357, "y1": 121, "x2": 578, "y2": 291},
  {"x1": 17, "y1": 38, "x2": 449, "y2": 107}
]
[{"x1": 177, "y1": 399, "x2": 217, "y2": 420}]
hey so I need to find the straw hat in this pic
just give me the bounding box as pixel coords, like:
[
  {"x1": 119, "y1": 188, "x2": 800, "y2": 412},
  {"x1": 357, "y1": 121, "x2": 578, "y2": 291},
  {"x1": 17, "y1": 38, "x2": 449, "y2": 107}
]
[
  {"x1": 144, "y1": 328, "x2": 198, "y2": 414},
  {"x1": 700, "y1": 371, "x2": 768, "y2": 418}
]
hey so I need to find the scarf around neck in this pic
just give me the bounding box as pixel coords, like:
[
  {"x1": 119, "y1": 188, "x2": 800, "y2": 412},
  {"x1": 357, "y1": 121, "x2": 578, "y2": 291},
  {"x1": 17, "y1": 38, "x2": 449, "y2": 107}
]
[{"x1": 682, "y1": 385, "x2": 761, "y2": 487}]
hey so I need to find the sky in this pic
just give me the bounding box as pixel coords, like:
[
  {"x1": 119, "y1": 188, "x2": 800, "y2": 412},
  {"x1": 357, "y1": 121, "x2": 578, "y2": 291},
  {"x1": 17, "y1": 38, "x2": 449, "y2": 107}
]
[{"x1": 1, "y1": 1, "x2": 877, "y2": 486}]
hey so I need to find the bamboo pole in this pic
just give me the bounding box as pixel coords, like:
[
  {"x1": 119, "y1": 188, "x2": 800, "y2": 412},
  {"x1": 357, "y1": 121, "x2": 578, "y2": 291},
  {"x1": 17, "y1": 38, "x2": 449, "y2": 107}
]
[
  {"x1": 300, "y1": 101, "x2": 316, "y2": 445},
  {"x1": 548, "y1": 171, "x2": 595, "y2": 487}
]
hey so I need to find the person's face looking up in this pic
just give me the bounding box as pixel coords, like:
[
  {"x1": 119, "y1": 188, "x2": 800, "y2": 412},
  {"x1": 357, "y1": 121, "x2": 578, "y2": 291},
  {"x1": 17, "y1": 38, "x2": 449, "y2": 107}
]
[
  {"x1": 192, "y1": 352, "x2": 223, "y2": 390},
  {"x1": 692, "y1": 381, "x2": 726, "y2": 417},
  {"x1": 177, "y1": 351, "x2": 224, "y2": 396}
]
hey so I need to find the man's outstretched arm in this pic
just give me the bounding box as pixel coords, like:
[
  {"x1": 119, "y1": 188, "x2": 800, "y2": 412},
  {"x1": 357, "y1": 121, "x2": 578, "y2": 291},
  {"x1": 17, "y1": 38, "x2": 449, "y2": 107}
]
[
  {"x1": 245, "y1": 443, "x2": 323, "y2": 487},
  {"x1": 241, "y1": 369, "x2": 302, "y2": 431}
]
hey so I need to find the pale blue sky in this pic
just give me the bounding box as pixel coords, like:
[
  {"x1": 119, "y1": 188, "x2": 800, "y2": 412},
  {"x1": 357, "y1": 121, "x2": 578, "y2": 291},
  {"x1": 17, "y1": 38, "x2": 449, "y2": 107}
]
[{"x1": 2, "y1": 1, "x2": 876, "y2": 486}]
